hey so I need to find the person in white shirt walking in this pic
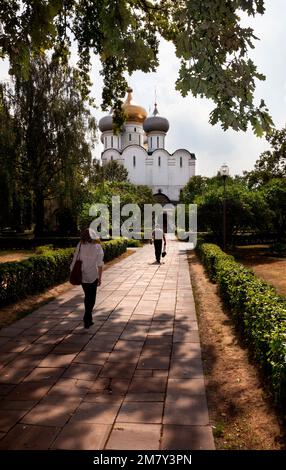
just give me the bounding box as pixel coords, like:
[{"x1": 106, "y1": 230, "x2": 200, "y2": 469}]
[
  {"x1": 70, "y1": 228, "x2": 104, "y2": 328},
  {"x1": 152, "y1": 223, "x2": 166, "y2": 264}
]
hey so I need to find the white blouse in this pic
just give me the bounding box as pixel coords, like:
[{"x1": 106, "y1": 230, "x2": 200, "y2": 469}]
[{"x1": 70, "y1": 242, "x2": 104, "y2": 284}]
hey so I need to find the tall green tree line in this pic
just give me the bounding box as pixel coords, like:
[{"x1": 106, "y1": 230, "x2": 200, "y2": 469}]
[
  {"x1": 0, "y1": 56, "x2": 96, "y2": 234},
  {"x1": 180, "y1": 126, "x2": 286, "y2": 243}
]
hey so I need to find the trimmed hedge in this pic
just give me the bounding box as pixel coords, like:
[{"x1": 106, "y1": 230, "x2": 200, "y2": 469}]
[
  {"x1": 0, "y1": 248, "x2": 74, "y2": 307},
  {"x1": 125, "y1": 239, "x2": 142, "y2": 248},
  {"x1": 101, "y1": 238, "x2": 128, "y2": 262},
  {"x1": 197, "y1": 242, "x2": 286, "y2": 408},
  {"x1": 0, "y1": 238, "x2": 128, "y2": 307}
]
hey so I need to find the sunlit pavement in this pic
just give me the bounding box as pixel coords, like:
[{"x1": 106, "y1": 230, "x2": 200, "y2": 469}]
[{"x1": 0, "y1": 237, "x2": 214, "y2": 450}]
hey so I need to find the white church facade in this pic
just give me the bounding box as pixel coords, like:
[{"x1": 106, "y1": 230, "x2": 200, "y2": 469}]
[{"x1": 99, "y1": 88, "x2": 196, "y2": 202}]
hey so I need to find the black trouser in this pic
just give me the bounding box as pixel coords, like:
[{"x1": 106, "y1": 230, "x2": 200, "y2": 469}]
[
  {"x1": 154, "y1": 239, "x2": 162, "y2": 262},
  {"x1": 82, "y1": 279, "x2": 98, "y2": 325}
]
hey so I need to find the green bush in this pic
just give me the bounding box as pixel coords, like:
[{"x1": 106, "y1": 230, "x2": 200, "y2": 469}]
[
  {"x1": 197, "y1": 242, "x2": 232, "y2": 281},
  {"x1": 197, "y1": 242, "x2": 286, "y2": 408},
  {"x1": 35, "y1": 245, "x2": 54, "y2": 254},
  {"x1": 102, "y1": 238, "x2": 128, "y2": 262},
  {"x1": 125, "y1": 239, "x2": 142, "y2": 248},
  {"x1": 0, "y1": 238, "x2": 128, "y2": 307},
  {"x1": 0, "y1": 248, "x2": 74, "y2": 307}
]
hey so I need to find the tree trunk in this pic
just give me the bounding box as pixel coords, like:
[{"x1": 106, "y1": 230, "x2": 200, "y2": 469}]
[{"x1": 34, "y1": 190, "x2": 45, "y2": 236}]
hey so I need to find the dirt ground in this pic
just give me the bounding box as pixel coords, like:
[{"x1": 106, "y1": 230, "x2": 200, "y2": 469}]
[
  {"x1": 0, "y1": 250, "x2": 32, "y2": 263},
  {"x1": 0, "y1": 249, "x2": 136, "y2": 329},
  {"x1": 230, "y1": 246, "x2": 286, "y2": 296},
  {"x1": 188, "y1": 251, "x2": 285, "y2": 450}
]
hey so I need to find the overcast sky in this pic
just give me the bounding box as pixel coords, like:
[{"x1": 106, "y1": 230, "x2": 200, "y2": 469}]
[{"x1": 1, "y1": 0, "x2": 285, "y2": 177}]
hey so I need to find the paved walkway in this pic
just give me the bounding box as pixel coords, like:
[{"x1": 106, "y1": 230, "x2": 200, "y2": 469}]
[{"x1": 0, "y1": 237, "x2": 214, "y2": 450}]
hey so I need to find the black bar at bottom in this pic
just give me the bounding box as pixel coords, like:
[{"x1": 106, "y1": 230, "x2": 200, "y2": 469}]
[{"x1": 0, "y1": 450, "x2": 285, "y2": 467}]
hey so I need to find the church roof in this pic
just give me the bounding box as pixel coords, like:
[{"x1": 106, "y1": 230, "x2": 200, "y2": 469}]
[
  {"x1": 102, "y1": 144, "x2": 196, "y2": 159},
  {"x1": 143, "y1": 103, "x2": 169, "y2": 134},
  {"x1": 122, "y1": 87, "x2": 147, "y2": 123},
  {"x1": 98, "y1": 88, "x2": 148, "y2": 131}
]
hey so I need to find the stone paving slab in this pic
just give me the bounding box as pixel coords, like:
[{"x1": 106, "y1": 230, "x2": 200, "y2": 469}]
[
  {"x1": 0, "y1": 424, "x2": 61, "y2": 450},
  {"x1": 106, "y1": 423, "x2": 162, "y2": 450},
  {"x1": 0, "y1": 237, "x2": 214, "y2": 450},
  {"x1": 52, "y1": 422, "x2": 111, "y2": 450}
]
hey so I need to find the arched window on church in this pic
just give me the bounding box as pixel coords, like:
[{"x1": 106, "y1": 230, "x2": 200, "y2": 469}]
[
  {"x1": 104, "y1": 137, "x2": 107, "y2": 147},
  {"x1": 111, "y1": 155, "x2": 113, "y2": 161},
  {"x1": 157, "y1": 136, "x2": 159, "y2": 148},
  {"x1": 151, "y1": 137, "x2": 153, "y2": 148},
  {"x1": 111, "y1": 136, "x2": 113, "y2": 147},
  {"x1": 158, "y1": 156, "x2": 161, "y2": 167},
  {"x1": 133, "y1": 156, "x2": 136, "y2": 167},
  {"x1": 129, "y1": 134, "x2": 132, "y2": 142},
  {"x1": 180, "y1": 156, "x2": 183, "y2": 168}
]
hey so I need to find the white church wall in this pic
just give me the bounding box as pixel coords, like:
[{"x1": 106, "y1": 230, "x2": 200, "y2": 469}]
[
  {"x1": 147, "y1": 132, "x2": 165, "y2": 152},
  {"x1": 151, "y1": 150, "x2": 171, "y2": 187},
  {"x1": 102, "y1": 145, "x2": 196, "y2": 202},
  {"x1": 121, "y1": 123, "x2": 145, "y2": 149},
  {"x1": 100, "y1": 97, "x2": 197, "y2": 202},
  {"x1": 101, "y1": 149, "x2": 122, "y2": 165},
  {"x1": 172, "y1": 150, "x2": 196, "y2": 185},
  {"x1": 102, "y1": 132, "x2": 121, "y2": 151}
]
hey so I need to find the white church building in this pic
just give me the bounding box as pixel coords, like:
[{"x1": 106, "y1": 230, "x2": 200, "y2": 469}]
[{"x1": 99, "y1": 88, "x2": 196, "y2": 203}]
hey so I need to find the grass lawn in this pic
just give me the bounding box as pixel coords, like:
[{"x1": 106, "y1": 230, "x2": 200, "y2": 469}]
[
  {"x1": 0, "y1": 250, "x2": 33, "y2": 263},
  {"x1": 229, "y1": 245, "x2": 286, "y2": 296}
]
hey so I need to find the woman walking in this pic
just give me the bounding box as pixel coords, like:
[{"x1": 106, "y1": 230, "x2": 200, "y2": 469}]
[{"x1": 70, "y1": 228, "x2": 104, "y2": 328}]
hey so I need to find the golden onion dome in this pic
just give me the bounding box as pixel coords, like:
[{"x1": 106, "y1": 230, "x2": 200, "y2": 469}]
[{"x1": 122, "y1": 87, "x2": 147, "y2": 123}]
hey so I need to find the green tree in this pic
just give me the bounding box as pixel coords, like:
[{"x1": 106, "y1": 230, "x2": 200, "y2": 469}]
[
  {"x1": 179, "y1": 175, "x2": 210, "y2": 203},
  {"x1": 246, "y1": 127, "x2": 286, "y2": 187},
  {"x1": 0, "y1": 84, "x2": 17, "y2": 228},
  {"x1": 90, "y1": 159, "x2": 129, "y2": 184},
  {"x1": 0, "y1": 0, "x2": 273, "y2": 134},
  {"x1": 194, "y1": 179, "x2": 270, "y2": 244},
  {"x1": 2, "y1": 56, "x2": 96, "y2": 235},
  {"x1": 262, "y1": 178, "x2": 286, "y2": 241},
  {"x1": 79, "y1": 181, "x2": 154, "y2": 231}
]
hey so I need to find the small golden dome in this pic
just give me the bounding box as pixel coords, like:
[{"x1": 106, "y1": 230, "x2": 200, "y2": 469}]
[{"x1": 122, "y1": 87, "x2": 147, "y2": 123}]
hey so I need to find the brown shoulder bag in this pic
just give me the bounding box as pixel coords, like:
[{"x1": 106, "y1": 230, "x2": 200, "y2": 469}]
[{"x1": 69, "y1": 244, "x2": 82, "y2": 285}]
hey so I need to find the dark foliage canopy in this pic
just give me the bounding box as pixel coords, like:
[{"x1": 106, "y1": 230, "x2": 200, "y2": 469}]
[{"x1": 0, "y1": 0, "x2": 273, "y2": 134}]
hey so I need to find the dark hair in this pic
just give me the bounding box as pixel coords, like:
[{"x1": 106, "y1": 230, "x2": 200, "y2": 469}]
[{"x1": 80, "y1": 228, "x2": 92, "y2": 244}]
